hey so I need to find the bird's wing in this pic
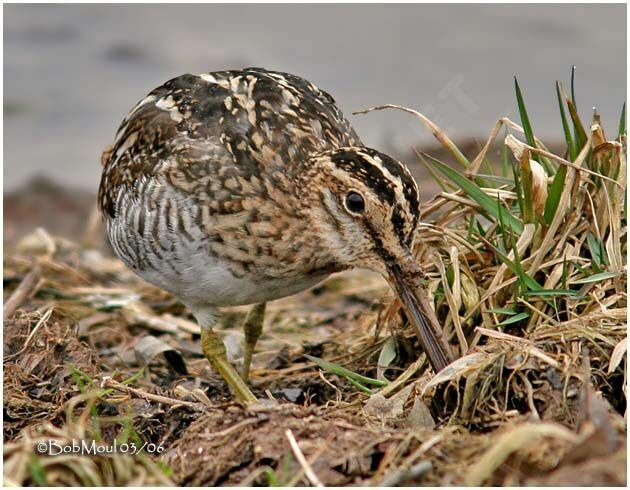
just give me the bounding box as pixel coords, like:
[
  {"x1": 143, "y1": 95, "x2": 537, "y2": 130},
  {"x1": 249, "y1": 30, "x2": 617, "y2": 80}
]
[{"x1": 99, "y1": 68, "x2": 362, "y2": 218}]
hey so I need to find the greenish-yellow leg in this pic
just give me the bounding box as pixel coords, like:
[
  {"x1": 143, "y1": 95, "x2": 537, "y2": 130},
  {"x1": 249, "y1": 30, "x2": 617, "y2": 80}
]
[
  {"x1": 241, "y1": 302, "x2": 266, "y2": 382},
  {"x1": 200, "y1": 325, "x2": 257, "y2": 404}
]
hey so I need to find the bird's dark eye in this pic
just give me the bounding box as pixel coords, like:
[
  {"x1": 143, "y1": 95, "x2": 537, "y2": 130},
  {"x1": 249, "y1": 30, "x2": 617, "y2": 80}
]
[{"x1": 345, "y1": 192, "x2": 365, "y2": 214}]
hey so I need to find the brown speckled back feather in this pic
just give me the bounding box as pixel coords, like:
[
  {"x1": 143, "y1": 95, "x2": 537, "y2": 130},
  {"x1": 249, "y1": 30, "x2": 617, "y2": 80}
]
[{"x1": 99, "y1": 68, "x2": 361, "y2": 219}]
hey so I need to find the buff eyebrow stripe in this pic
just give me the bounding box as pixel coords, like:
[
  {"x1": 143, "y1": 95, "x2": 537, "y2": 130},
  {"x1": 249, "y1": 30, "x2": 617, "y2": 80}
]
[{"x1": 329, "y1": 150, "x2": 396, "y2": 206}]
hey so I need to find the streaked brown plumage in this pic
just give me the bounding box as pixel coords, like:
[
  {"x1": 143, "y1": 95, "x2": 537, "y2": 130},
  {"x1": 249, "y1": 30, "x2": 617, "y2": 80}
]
[{"x1": 99, "y1": 67, "x2": 453, "y2": 403}]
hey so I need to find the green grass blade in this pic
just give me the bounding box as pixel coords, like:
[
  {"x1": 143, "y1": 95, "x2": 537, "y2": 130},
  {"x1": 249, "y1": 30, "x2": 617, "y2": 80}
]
[
  {"x1": 466, "y1": 216, "x2": 475, "y2": 242},
  {"x1": 515, "y1": 77, "x2": 536, "y2": 149},
  {"x1": 571, "y1": 271, "x2": 620, "y2": 284},
  {"x1": 586, "y1": 232, "x2": 604, "y2": 270},
  {"x1": 487, "y1": 307, "x2": 518, "y2": 315},
  {"x1": 559, "y1": 80, "x2": 588, "y2": 154},
  {"x1": 561, "y1": 255, "x2": 569, "y2": 291},
  {"x1": 514, "y1": 77, "x2": 554, "y2": 174},
  {"x1": 571, "y1": 65, "x2": 577, "y2": 108},
  {"x1": 427, "y1": 154, "x2": 524, "y2": 234},
  {"x1": 377, "y1": 336, "x2": 397, "y2": 381},
  {"x1": 497, "y1": 311, "x2": 530, "y2": 326},
  {"x1": 305, "y1": 355, "x2": 388, "y2": 387},
  {"x1": 28, "y1": 456, "x2": 47, "y2": 486},
  {"x1": 476, "y1": 219, "x2": 486, "y2": 238},
  {"x1": 346, "y1": 377, "x2": 373, "y2": 394},
  {"x1": 510, "y1": 229, "x2": 531, "y2": 292},
  {"x1": 618, "y1": 102, "x2": 626, "y2": 139},
  {"x1": 512, "y1": 161, "x2": 526, "y2": 221},
  {"x1": 566, "y1": 98, "x2": 588, "y2": 154},
  {"x1": 474, "y1": 174, "x2": 515, "y2": 186},
  {"x1": 522, "y1": 289, "x2": 580, "y2": 298},
  {"x1": 573, "y1": 262, "x2": 590, "y2": 276},
  {"x1": 122, "y1": 368, "x2": 145, "y2": 386},
  {"x1": 477, "y1": 235, "x2": 542, "y2": 291},
  {"x1": 449, "y1": 145, "x2": 471, "y2": 169},
  {"x1": 543, "y1": 164, "x2": 567, "y2": 225},
  {"x1": 497, "y1": 192, "x2": 516, "y2": 254},
  {"x1": 68, "y1": 364, "x2": 96, "y2": 392},
  {"x1": 556, "y1": 81, "x2": 576, "y2": 161},
  {"x1": 417, "y1": 151, "x2": 451, "y2": 192}
]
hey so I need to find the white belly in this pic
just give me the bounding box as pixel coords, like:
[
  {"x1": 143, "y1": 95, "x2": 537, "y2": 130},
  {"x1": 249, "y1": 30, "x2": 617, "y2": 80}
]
[
  {"x1": 106, "y1": 186, "x2": 330, "y2": 309},
  {"x1": 110, "y1": 224, "x2": 330, "y2": 307},
  {"x1": 138, "y1": 251, "x2": 330, "y2": 307}
]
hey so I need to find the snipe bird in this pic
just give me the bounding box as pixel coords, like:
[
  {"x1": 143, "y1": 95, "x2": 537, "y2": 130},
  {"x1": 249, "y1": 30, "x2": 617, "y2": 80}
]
[{"x1": 99, "y1": 67, "x2": 453, "y2": 403}]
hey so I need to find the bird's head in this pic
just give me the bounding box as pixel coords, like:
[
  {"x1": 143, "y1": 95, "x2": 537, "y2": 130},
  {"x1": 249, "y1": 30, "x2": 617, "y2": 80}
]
[
  {"x1": 300, "y1": 146, "x2": 453, "y2": 371},
  {"x1": 303, "y1": 147, "x2": 420, "y2": 275}
]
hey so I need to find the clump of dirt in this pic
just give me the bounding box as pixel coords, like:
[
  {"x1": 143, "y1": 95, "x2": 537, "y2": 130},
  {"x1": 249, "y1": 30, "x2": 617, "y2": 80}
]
[
  {"x1": 165, "y1": 404, "x2": 386, "y2": 486},
  {"x1": 4, "y1": 312, "x2": 100, "y2": 438}
]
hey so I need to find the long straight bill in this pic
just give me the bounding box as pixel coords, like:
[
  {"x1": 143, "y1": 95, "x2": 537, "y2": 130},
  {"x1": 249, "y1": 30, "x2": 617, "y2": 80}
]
[{"x1": 389, "y1": 264, "x2": 455, "y2": 373}]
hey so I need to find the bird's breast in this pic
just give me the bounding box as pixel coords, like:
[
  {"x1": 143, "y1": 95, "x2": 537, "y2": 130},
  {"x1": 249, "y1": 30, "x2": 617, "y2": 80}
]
[{"x1": 105, "y1": 181, "x2": 334, "y2": 307}]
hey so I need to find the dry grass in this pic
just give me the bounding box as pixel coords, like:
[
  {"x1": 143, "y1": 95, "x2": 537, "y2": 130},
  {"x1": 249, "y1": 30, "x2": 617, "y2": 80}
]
[{"x1": 3, "y1": 74, "x2": 627, "y2": 486}]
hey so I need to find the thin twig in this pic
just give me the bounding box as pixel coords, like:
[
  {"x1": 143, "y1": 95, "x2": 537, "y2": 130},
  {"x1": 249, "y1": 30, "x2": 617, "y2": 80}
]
[
  {"x1": 474, "y1": 327, "x2": 560, "y2": 368},
  {"x1": 354, "y1": 104, "x2": 470, "y2": 168},
  {"x1": 4, "y1": 266, "x2": 42, "y2": 320},
  {"x1": 287, "y1": 440, "x2": 332, "y2": 487},
  {"x1": 285, "y1": 429, "x2": 324, "y2": 487},
  {"x1": 4, "y1": 307, "x2": 54, "y2": 361},
  {"x1": 378, "y1": 460, "x2": 433, "y2": 486},
  {"x1": 205, "y1": 417, "x2": 263, "y2": 438},
  {"x1": 101, "y1": 376, "x2": 205, "y2": 410},
  {"x1": 523, "y1": 140, "x2": 623, "y2": 188}
]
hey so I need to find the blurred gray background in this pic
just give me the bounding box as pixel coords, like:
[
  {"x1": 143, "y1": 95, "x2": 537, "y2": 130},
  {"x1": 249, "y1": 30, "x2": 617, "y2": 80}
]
[{"x1": 4, "y1": 3, "x2": 627, "y2": 192}]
